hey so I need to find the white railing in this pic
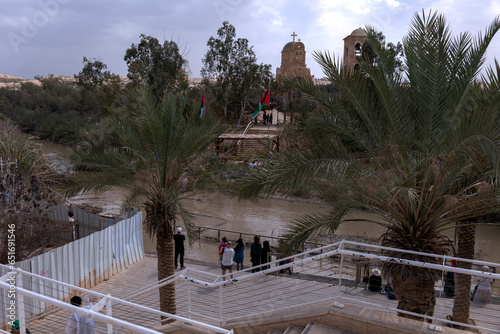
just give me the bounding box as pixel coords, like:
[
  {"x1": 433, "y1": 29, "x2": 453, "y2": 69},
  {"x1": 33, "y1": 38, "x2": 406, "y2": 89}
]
[
  {"x1": 0, "y1": 267, "x2": 233, "y2": 333},
  {"x1": 125, "y1": 240, "x2": 500, "y2": 333}
]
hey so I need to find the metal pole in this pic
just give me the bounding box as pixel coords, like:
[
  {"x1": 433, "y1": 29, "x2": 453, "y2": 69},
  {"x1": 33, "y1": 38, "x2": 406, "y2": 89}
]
[
  {"x1": 17, "y1": 273, "x2": 26, "y2": 334},
  {"x1": 338, "y1": 250, "x2": 344, "y2": 300},
  {"x1": 219, "y1": 285, "x2": 223, "y2": 327},
  {"x1": 187, "y1": 279, "x2": 191, "y2": 319},
  {"x1": 106, "y1": 295, "x2": 113, "y2": 334},
  {"x1": 439, "y1": 255, "x2": 446, "y2": 299}
]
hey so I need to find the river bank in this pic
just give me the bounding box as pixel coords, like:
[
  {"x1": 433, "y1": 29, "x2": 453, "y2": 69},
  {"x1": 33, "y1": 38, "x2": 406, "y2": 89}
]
[{"x1": 36, "y1": 137, "x2": 500, "y2": 272}]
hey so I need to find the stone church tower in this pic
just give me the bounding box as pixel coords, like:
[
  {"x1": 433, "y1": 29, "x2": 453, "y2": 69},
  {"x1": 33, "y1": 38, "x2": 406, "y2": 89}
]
[
  {"x1": 343, "y1": 28, "x2": 368, "y2": 72},
  {"x1": 276, "y1": 32, "x2": 312, "y2": 82}
]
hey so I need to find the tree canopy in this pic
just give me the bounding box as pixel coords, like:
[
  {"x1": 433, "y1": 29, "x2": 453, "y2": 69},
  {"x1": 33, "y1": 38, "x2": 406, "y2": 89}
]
[
  {"x1": 201, "y1": 21, "x2": 273, "y2": 123},
  {"x1": 124, "y1": 34, "x2": 187, "y2": 97},
  {"x1": 74, "y1": 57, "x2": 119, "y2": 91}
]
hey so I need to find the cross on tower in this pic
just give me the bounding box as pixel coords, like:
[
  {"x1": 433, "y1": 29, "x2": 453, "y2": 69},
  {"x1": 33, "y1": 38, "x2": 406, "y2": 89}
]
[{"x1": 291, "y1": 32, "x2": 297, "y2": 42}]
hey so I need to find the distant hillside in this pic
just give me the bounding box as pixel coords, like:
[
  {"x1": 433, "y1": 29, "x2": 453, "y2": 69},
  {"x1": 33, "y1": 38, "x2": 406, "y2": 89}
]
[
  {"x1": 0, "y1": 73, "x2": 211, "y2": 89},
  {"x1": 0, "y1": 74, "x2": 75, "y2": 89},
  {"x1": 0, "y1": 73, "x2": 330, "y2": 89}
]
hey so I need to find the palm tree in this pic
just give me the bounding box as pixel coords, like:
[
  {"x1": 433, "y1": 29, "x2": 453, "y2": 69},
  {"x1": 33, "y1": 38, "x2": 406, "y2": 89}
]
[
  {"x1": 237, "y1": 11, "x2": 500, "y2": 322},
  {"x1": 64, "y1": 89, "x2": 222, "y2": 316}
]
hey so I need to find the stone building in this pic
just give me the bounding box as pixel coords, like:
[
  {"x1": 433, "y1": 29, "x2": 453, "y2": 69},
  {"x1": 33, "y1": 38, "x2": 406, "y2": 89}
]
[
  {"x1": 343, "y1": 27, "x2": 368, "y2": 73},
  {"x1": 276, "y1": 32, "x2": 312, "y2": 82}
]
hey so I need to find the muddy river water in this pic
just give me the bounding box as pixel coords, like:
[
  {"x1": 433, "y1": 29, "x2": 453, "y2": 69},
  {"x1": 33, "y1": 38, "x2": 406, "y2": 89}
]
[{"x1": 38, "y1": 139, "x2": 500, "y2": 269}]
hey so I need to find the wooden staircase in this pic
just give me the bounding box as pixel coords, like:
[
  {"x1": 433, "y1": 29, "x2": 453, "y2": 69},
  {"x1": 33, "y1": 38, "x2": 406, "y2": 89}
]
[{"x1": 232, "y1": 125, "x2": 281, "y2": 158}]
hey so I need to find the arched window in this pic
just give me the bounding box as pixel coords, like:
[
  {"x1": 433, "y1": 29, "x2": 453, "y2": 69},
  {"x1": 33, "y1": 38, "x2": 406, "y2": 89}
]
[
  {"x1": 354, "y1": 64, "x2": 360, "y2": 72},
  {"x1": 355, "y1": 43, "x2": 362, "y2": 56}
]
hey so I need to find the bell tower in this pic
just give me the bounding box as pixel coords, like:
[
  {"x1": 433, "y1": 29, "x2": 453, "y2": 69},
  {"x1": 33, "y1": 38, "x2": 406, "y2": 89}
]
[{"x1": 343, "y1": 27, "x2": 368, "y2": 73}]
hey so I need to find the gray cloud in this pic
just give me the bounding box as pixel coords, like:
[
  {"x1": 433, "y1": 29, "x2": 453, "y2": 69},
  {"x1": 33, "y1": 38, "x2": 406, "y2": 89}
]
[{"x1": 1, "y1": 0, "x2": 499, "y2": 80}]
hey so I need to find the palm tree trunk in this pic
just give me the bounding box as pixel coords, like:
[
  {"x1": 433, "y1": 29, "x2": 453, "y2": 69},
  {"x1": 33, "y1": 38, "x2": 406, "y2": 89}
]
[
  {"x1": 451, "y1": 222, "x2": 475, "y2": 325},
  {"x1": 156, "y1": 230, "x2": 176, "y2": 317},
  {"x1": 393, "y1": 274, "x2": 436, "y2": 321}
]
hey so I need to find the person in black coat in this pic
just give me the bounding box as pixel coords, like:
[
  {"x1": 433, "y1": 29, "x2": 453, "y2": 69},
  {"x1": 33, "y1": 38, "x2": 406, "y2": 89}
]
[
  {"x1": 368, "y1": 268, "x2": 382, "y2": 292},
  {"x1": 173, "y1": 227, "x2": 186, "y2": 269},
  {"x1": 261, "y1": 240, "x2": 271, "y2": 270},
  {"x1": 250, "y1": 236, "x2": 262, "y2": 273}
]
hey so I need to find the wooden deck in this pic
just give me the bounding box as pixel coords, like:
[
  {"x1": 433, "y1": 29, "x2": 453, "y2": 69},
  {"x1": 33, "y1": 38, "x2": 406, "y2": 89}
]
[{"x1": 26, "y1": 255, "x2": 500, "y2": 333}]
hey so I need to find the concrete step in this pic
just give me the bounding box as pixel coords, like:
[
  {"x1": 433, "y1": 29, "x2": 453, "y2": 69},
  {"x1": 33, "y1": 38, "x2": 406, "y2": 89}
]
[
  {"x1": 267, "y1": 329, "x2": 284, "y2": 334},
  {"x1": 301, "y1": 321, "x2": 346, "y2": 334},
  {"x1": 283, "y1": 324, "x2": 305, "y2": 334}
]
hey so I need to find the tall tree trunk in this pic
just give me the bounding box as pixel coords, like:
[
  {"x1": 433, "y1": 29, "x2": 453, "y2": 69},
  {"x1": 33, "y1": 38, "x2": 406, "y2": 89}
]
[
  {"x1": 451, "y1": 222, "x2": 475, "y2": 325},
  {"x1": 234, "y1": 95, "x2": 246, "y2": 133},
  {"x1": 0, "y1": 219, "x2": 8, "y2": 264},
  {"x1": 393, "y1": 274, "x2": 436, "y2": 321},
  {"x1": 156, "y1": 230, "x2": 176, "y2": 317}
]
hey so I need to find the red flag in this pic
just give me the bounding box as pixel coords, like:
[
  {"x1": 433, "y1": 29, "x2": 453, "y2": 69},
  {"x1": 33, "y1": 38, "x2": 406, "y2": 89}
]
[
  {"x1": 261, "y1": 89, "x2": 270, "y2": 106},
  {"x1": 252, "y1": 89, "x2": 270, "y2": 120}
]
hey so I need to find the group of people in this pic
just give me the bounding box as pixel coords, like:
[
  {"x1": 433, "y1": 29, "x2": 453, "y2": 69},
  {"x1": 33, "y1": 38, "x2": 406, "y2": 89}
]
[
  {"x1": 250, "y1": 236, "x2": 271, "y2": 272},
  {"x1": 173, "y1": 228, "x2": 277, "y2": 278},
  {"x1": 245, "y1": 160, "x2": 262, "y2": 168},
  {"x1": 218, "y1": 237, "x2": 245, "y2": 279},
  {"x1": 262, "y1": 110, "x2": 273, "y2": 125},
  {"x1": 217, "y1": 236, "x2": 272, "y2": 278}
]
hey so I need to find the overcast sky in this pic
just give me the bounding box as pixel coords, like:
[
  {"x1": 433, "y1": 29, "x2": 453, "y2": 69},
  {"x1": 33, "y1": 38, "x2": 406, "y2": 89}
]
[{"x1": 2, "y1": 0, "x2": 500, "y2": 80}]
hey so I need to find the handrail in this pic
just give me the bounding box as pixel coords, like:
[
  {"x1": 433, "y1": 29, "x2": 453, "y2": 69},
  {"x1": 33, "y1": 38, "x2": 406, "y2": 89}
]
[
  {"x1": 181, "y1": 240, "x2": 500, "y2": 287},
  {"x1": 175, "y1": 239, "x2": 500, "y2": 333},
  {"x1": 122, "y1": 273, "x2": 181, "y2": 301},
  {"x1": 0, "y1": 266, "x2": 233, "y2": 334},
  {"x1": 342, "y1": 240, "x2": 497, "y2": 266},
  {"x1": 193, "y1": 224, "x2": 327, "y2": 249},
  {"x1": 339, "y1": 295, "x2": 499, "y2": 334},
  {"x1": 0, "y1": 280, "x2": 161, "y2": 334},
  {"x1": 235, "y1": 120, "x2": 254, "y2": 147}
]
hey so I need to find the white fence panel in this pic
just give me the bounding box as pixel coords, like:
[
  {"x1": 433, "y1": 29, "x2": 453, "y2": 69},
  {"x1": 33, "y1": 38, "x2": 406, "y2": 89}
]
[{"x1": 13, "y1": 211, "x2": 144, "y2": 318}]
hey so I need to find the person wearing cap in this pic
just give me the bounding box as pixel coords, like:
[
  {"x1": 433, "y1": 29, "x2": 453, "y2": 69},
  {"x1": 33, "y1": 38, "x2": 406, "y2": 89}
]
[
  {"x1": 368, "y1": 268, "x2": 383, "y2": 292},
  {"x1": 173, "y1": 227, "x2": 186, "y2": 270},
  {"x1": 473, "y1": 265, "x2": 494, "y2": 303},
  {"x1": 64, "y1": 295, "x2": 96, "y2": 334},
  {"x1": 10, "y1": 320, "x2": 31, "y2": 334}
]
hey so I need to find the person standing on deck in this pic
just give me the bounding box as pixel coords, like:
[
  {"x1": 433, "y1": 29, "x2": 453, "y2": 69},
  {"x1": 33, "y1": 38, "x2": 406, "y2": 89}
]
[
  {"x1": 221, "y1": 241, "x2": 235, "y2": 280},
  {"x1": 174, "y1": 227, "x2": 186, "y2": 269},
  {"x1": 250, "y1": 235, "x2": 262, "y2": 273},
  {"x1": 234, "y1": 238, "x2": 245, "y2": 271}
]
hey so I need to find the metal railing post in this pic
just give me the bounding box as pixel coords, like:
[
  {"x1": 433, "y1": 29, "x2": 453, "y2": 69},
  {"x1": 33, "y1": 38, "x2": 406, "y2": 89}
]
[
  {"x1": 439, "y1": 255, "x2": 446, "y2": 299},
  {"x1": 219, "y1": 285, "x2": 223, "y2": 327},
  {"x1": 106, "y1": 295, "x2": 113, "y2": 334},
  {"x1": 338, "y1": 243, "x2": 344, "y2": 301},
  {"x1": 187, "y1": 279, "x2": 191, "y2": 319},
  {"x1": 17, "y1": 272, "x2": 26, "y2": 334}
]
